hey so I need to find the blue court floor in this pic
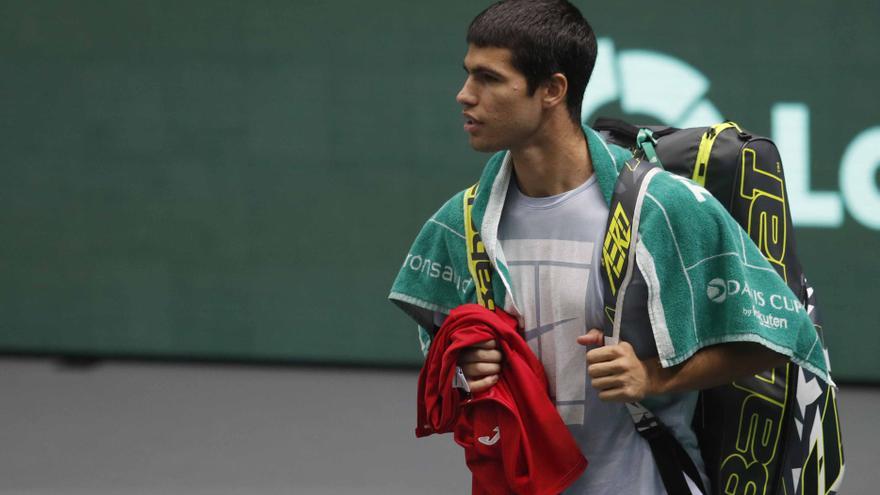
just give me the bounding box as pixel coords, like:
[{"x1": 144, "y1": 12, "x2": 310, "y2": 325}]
[{"x1": 0, "y1": 358, "x2": 875, "y2": 494}]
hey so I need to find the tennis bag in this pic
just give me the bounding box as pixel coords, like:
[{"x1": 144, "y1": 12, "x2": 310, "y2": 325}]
[{"x1": 593, "y1": 117, "x2": 844, "y2": 495}]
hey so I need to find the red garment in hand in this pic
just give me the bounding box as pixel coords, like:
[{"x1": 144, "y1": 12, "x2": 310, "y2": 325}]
[{"x1": 416, "y1": 304, "x2": 587, "y2": 495}]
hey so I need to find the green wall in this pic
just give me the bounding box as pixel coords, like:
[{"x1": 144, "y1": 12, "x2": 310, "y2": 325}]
[{"x1": 1, "y1": 1, "x2": 878, "y2": 380}]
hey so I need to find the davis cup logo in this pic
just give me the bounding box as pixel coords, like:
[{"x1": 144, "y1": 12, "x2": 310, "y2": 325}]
[
  {"x1": 706, "y1": 278, "x2": 749, "y2": 305},
  {"x1": 705, "y1": 278, "x2": 804, "y2": 313},
  {"x1": 707, "y1": 278, "x2": 728, "y2": 303}
]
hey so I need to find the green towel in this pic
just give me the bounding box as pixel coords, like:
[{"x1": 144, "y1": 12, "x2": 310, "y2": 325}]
[
  {"x1": 631, "y1": 168, "x2": 830, "y2": 383},
  {"x1": 389, "y1": 126, "x2": 831, "y2": 384}
]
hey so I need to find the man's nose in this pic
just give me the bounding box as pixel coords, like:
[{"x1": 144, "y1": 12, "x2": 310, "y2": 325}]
[{"x1": 456, "y1": 78, "x2": 477, "y2": 107}]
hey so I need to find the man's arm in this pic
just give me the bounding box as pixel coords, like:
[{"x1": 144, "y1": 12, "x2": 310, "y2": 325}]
[{"x1": 578, "y1": 329, "x2": 788, "y2": 402}]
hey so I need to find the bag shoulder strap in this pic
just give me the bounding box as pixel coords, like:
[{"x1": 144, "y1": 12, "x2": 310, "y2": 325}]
[
  {"x1": 600, "y1": 128, "x2": 706, "y2": 495},
  {"x1": 692, "y1": 121, "x2": 744, "y2": 187},
  {"x1": 463, "y1": 184, "x2": 495, "y2": 310},
  {"x1": 594, "y1": 117, "x2": 680, "y2": 140}
]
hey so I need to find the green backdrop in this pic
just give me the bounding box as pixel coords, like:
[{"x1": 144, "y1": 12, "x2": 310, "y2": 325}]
[{"x1": 2, "y1": 1, "x2": 878, "y2": 381}]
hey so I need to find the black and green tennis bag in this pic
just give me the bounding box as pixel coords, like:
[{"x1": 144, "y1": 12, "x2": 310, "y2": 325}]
[{"x1": 593, "y1": 117, "x2": 845, "y2": 495}]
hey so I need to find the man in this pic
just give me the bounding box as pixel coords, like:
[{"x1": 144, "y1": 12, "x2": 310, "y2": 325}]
[{"x1": 390, "y1": 1, "x2": 824, "y2": 493}]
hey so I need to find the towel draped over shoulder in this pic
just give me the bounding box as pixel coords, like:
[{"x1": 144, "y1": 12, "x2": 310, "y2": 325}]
[{"x1": 389, "y1": 126, "x2": 831, "y2": 384}]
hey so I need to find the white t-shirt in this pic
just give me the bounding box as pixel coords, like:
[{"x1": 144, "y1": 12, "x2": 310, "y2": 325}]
[{"x1": 498, "y1": 174, "x2": 707, "y2": 495}]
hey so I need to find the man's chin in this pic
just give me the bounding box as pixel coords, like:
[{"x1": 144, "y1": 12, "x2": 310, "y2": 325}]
[{"x1": 468, "y1": 136, "x2": 504, "y2": 153}]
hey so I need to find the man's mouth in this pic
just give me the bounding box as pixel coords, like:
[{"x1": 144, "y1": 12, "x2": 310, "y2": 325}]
[{"x1": 463, "y1": 113, "x2": 481, "y2": 133}]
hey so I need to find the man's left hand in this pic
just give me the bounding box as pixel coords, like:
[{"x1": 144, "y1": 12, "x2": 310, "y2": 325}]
[{"x1": 578, "y1": 328, "x2": 657, "y2": 402}]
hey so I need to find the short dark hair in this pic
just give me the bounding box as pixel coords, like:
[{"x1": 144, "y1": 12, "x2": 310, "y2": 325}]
[{"x1": 467, "y1": 0, "x2": 597, "y2": 123}]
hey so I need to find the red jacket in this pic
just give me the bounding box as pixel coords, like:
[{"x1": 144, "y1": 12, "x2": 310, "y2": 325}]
[{"x1": 417, "y1": 304, "x2": 587, "y2": 495}]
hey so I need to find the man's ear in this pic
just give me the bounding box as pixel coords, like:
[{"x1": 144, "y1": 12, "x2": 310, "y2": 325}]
[{"x1": 541, "y1": 73, "x2": 568, "y2": 109}]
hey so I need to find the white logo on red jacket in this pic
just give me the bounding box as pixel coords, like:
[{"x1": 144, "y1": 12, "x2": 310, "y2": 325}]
[{"x1": 478, "y1": 426, "x2": 501, "y2": 446}]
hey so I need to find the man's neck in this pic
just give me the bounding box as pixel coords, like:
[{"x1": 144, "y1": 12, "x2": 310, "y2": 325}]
[{"x1": 509, "y1": 119, "x2": 593, "y2": 198}]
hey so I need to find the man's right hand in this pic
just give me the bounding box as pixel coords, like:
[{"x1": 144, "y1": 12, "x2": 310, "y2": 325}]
[{"x1": 457, "y1": 339, "x2": 503, "y2": 393}]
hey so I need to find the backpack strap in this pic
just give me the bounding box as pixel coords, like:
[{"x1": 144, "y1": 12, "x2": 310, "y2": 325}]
[
  {"x1": 601, "y1": 128, "x2": 707, "y2": 495},
  {"x1": 692, "y1": 122, "x2": 744, "y2": 187},
  {"x1": 629, "y1": 402, "x2": 707, "y2": 494},
  {"x1": 601, "y1": 129, "x2": 664, "y2": 343},
  {"x1": 463, "y1": 184, "x2": 495, "y2": 310},
  {"x1": 594, "y1": 117, "x2": 679, "y2": 141}
]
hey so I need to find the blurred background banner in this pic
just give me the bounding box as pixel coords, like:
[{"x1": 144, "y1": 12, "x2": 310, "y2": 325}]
[{"x1": 1, "y1": 1, "x2": 877, "y2": 381}]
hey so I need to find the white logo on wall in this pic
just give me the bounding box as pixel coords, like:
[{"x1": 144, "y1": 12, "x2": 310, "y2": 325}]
[
  {"x1": 581, "y1": 39, "x2": 723, "y2": 129},
  {"x1": 582, "y1": 38, "x2": 880, "y2": 230}
]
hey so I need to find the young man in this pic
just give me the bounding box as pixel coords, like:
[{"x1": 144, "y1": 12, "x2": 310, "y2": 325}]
[{"x1": 390, "y1": 1, "x2": 827, "y2": 493}]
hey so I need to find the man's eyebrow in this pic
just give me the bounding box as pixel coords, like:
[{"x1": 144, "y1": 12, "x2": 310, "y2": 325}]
[{"x1": 462, "y1": 63, "x2": 504, "y2": 78}]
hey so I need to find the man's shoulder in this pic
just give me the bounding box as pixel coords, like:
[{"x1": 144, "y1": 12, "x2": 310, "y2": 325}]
[
  {"x1": 637, "y1": 169, "x2": 746, "y2": 256},
  {"x1": 389, "y1": 185, "x2": 477, "y2": 324},
  {"x1": 643, "y1": 169, "x2": 731, "y2": 221},
  {"x1": 425, "y1": 187, "x2": 469, "y2": 237},
  {"x1": 637, "y1": 169, "x2": 761, "y2": 273},
  {"x1": 438, "y1": 187, "x2": 470, "y2": 217}
]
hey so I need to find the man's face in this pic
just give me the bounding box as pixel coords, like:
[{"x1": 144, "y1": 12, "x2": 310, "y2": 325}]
[{"x1": 456, "y1": 45, "x2": 545, "y2": 152}]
